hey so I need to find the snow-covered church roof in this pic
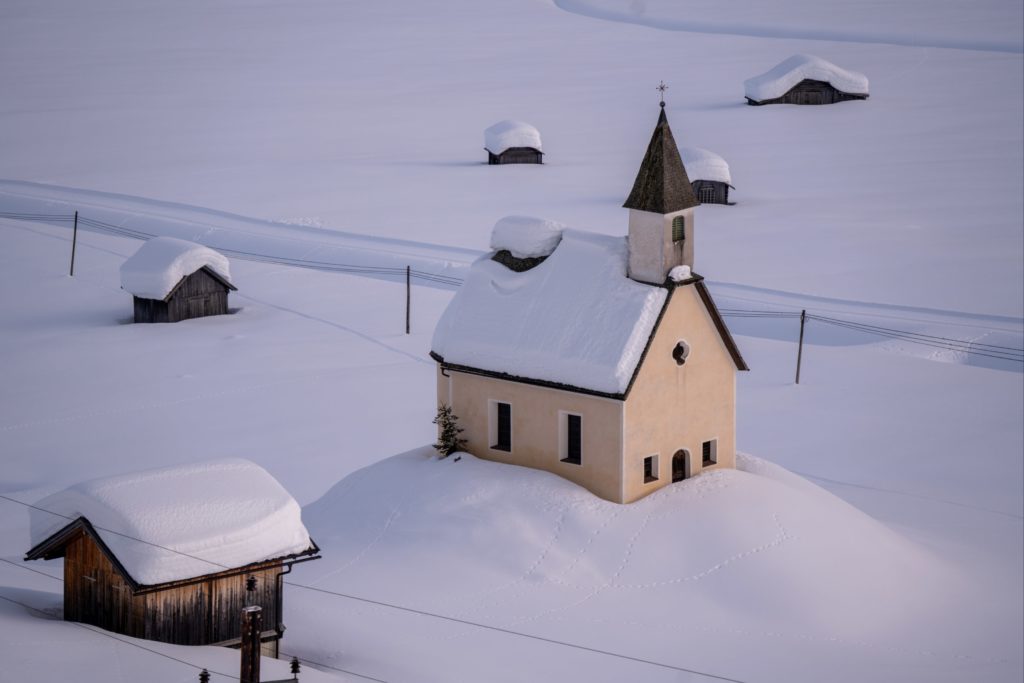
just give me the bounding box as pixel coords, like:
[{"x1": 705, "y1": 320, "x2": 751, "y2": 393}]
[
  {"x1": 431, "y1": 226, "x2": 667, "y2": 396},
  {"x1": 681, "y1": 147, "x2": 732, "y2": 186},
  {"x1": 484, "y1": 120, "x2": 543, "y2": 155},
  {"x1": 27, "y1": 459, "x2": 315, "y2": 586},
  {"x1": 744, "y1": 54, "x2": 869, "y2": 102},
  {"x1": 120, "y1": 236, "x2": 234, "y2": 301}
]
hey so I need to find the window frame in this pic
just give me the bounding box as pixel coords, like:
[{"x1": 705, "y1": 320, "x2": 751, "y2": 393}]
[
  {"x1": 643, "y1": 454, "x2": 659, "y2": 484},
  {"x1": 702, "y1": 439, "x2": 718, "y2": 467},
  {"x1": 559, "y1": 411, "x2": 583, "y2": 465},
  {"x1": 488, "y1": 400, "x2": 513, "y2": 452}
]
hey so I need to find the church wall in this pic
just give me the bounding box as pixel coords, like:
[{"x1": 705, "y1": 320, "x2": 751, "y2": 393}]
[
  {"x1": 622, "y1": 284, "x2": 737, "y2": 503},
  {"x1": 437, "y1": 366, "x2": 626, "y2": 503}
]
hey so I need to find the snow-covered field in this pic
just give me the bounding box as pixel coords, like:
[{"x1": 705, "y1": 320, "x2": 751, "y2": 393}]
[{"x1": 1, "y1": 0, "x2": 1021, "y2": 681}]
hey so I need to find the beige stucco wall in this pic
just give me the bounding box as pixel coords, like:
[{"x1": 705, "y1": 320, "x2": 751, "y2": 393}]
[
  {"x1": 627, "y1": 207, "x2": 695, "y2": 284},
  {"x1": 621, "y1": 284, "x2": 737, "y2": 503},
  {"x1": 437, "y1": 367, "x2": 625, "y2": 502}
]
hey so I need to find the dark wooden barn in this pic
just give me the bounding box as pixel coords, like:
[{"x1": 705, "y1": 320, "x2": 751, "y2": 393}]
[
  {"x1": 487, "y1": 147, "x2": 544, "y2": 165},
  {"x1": 133, "y1": 266, "x2": 236, "y2": 323},
  {"x1": 744, "y1": 54, "x2": 869, "y2": 107},
  {"x1": 120, "y1": 236, "x2": 237, "y2": 323},
  {"x1": 25, "y1": 517, "x2": 319, "y2": 656},
  {"x1": 484, "y1": 120, "x2": 544, "y2": 165},
  {"x1": 746, "y1": 79, "x2": 868, "y2": 106},
  {"x1": 691, "y1": 179, "x2": 732, "y2": 205}
]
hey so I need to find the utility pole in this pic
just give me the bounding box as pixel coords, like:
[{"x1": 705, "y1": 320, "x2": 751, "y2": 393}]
[
  {"x1": 406, "y1": 266, "x2": 411, "y2": 335},
  {"x1": 795, "y1": 309, "x2": 807, "y2": 384},
  {"x1": 69, "y1": 211, "x2": 78, "y2": 276},
  {"x1": 240, "y1": 576, "x2": 261, "y2": 683}
]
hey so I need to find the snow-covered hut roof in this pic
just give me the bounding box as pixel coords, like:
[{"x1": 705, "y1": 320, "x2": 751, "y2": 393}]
[
  {"x1": 680, "y1": 147, "x2": 732, "y2": 186},
  {"x1": 490, "y1": 215, "x2": 565, "y2": 259},
  {"x1": 27, "y1": 459, "x2": 315, "y2": 586},
  {"x1": 431, "y1": 229, "x2": 668, "y2": 396},
  {"x1": 744, "y1": 54, "x2": 869, "y2": 102},
  {"x1": 484, "y1": 120, "x2": 543, "y2": 155},
  {"x1": 120, "y1": 237, "x2": 234, "y2": 301}
]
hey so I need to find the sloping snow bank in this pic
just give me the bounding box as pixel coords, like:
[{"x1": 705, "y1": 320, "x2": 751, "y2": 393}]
[
  {"x1": 120, "y1": 236, "x2": 232, "y2": 300},
  {"x1": 744, "y1": 54, "x2": 869, "y2": 101},
  {"x1": 484, "y1": 120, "x2": 543, "y2": 154},
  {"x1": 681, "y1": 147, "x2": 732, "y2": 185},
  {"x1": 432, "y1": 230, "x2": 666, "y2": 394},
  {"x1": 29, "y1": 459, "x2": 313, "y2": 585},
  {"x1": 489, "y1": 215, "x2": 564, "y2": 258},
  {"x1": 298, "y1": 448, "x2": 953, "y2": 671}
]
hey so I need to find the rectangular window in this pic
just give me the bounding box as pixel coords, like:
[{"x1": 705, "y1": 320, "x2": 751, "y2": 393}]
[
  {"x1": 671, "y1": 216, "x2": 685, "y2": 242},
  {"x1": 489, "y1": 401, "x2": 512, "y2": 452},
  {"x1": 702, "y1": 439, "x2": 717, "y2": 466},
  {"x1": 644, "y1": 455, "x2": 659, "y2": 483},
  {"x1": 561, "y1": 413, "x2": 582, "y2": 465}
]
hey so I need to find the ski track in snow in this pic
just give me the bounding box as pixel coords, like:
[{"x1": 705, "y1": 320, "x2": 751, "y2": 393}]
[{"x1": 552, "y1": 0, "x2": 1024, "y2": 53}]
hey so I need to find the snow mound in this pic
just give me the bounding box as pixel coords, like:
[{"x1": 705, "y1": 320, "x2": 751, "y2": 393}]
[
  {"x1": 432, "y1": 230, "x2": 666, "y2": 394},
  {"x1": 300, "y1": 448, "x2": 949, "y2": 645},
  {"x1": 744, "y1": 54, "x2": 869, "y2": 102},
  {"x1": 489, "y1": 215, "x2": 565, "y2": 259},
  {"x1": 668, "y1": 264, "x2": 692, "y2": 282},
  {"x1": 681, "y1": 147, "x2": 732, "y2": 185},
  {"x1": 29, "y1": 459, "x2": 313, "y2": 585},
  {"x1": 484, "y1": 120, "x2": 543, "y2": 154},
  {"x1": 120, "y1": 236, "x2": 232, "y2": 300}
]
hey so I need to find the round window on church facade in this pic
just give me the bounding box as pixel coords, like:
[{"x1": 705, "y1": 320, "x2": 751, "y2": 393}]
[{"x1": 672, "y1": 340, "x2": 690, "y2": 366}]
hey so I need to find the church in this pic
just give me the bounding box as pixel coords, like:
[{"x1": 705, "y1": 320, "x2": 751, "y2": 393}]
[{"x1": 430, "y1": 103, "x2": 747, "y2": 503}]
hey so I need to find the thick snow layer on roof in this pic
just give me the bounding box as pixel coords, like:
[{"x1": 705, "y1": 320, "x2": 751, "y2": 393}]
[
  {"x1": 29, "y1": 459, "x2": 313, "y2": 585},
  {"x1": 681, "y1": 147, "x2": 732, "y2": 185},
  {"x1": 432, "y1": 230, "x2": 667, "y2": 394},
  {"x1": 744, "y1": 54, "x2": 869, "y2": 102},
  {"x1": 484, "y1": 120, "x2": 542, "y2": 154},
  {"x1": 120, "y1": 236, "x2": 232, "y2": 300},
  {"x1": 489, "y1": 215, "x2": 564, "y2": 258}
]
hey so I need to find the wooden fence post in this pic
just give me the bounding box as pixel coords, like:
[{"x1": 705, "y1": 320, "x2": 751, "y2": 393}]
[
  {"x1": 69, "y1": 211, "x2": 78, "y2": 277},
  {"x1": 406, "y1": 266, "x2": 411, "y2": 335},
  {"x1": 240, "y1": 606, "x2": 262, "y2": 683},
  {"x1": 795, "y1": 309, "x2": 807, "y2": 384}
]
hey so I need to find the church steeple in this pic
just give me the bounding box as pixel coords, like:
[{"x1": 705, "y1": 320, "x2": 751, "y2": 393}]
[
  {"x1": 625, "y1": 91, "x2": 700, "y2": 285},
  {"x1": 623, "y1": 106, "x2": 698, "y2": 214}
]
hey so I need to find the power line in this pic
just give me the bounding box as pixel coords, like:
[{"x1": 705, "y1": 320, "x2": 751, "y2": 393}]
[
  {"x1": 1, "y1": 494, "x2": 746, "y2": 683},
  {"x1": 279, "y1": 651, "x2": 388, "y2": 683}
]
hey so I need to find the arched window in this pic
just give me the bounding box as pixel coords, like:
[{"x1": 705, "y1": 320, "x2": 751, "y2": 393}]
[{"x1": 671, "y1": 215, "x2": 685, "y2": 242}]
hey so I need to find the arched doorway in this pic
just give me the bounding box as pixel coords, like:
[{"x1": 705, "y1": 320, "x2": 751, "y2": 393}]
[{"x1": 672, "y1": 449, "x2": 691, "y2": 483}]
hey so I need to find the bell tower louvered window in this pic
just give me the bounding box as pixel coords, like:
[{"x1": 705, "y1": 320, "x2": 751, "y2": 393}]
[{"x1": 671, "y1": 216, "x2": 685, "y2": 242}]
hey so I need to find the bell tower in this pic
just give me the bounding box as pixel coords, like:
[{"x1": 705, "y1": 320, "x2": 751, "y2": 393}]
[{"x1": 623, "y1": 86, "x2": 699, "y2": 285}]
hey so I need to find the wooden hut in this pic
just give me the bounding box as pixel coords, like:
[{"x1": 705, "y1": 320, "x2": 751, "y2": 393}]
[
  {"x1": 484, "y1": 120, "x2": 544, "y2": 165},
  {"x1": 681, "y1": 147, "x2": 735, "y2": 205},
  {"x1": 25, "y1": 459, "x2": 319, "y2": 656},
  {"x1": 744, "y1": 54, "x2": 869, "y2": 106},
  {"x1": 120, "y1": 237, "x2": 237, "y2": 323}
]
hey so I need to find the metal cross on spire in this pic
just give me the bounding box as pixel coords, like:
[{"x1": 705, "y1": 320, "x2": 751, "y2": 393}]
[{"x1": 656, "y1": 80, "x2": 668, "y2": 107}]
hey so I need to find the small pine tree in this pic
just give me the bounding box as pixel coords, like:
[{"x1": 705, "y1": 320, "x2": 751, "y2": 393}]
[{"x1": 432, "y1": 404, "x2": 467, "y2": 457}]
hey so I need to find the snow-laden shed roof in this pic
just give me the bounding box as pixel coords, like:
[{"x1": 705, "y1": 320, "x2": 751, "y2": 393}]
[
  {"x1": 484, "y1": 120, "x2": 543, "y2": 155},
  {"x1": 432, "y1": 228, "x2": 667, "y2": 396},
  {"x1": 27, "y1": 459, "x2": 315, "y2": 586},
  {"x1": 681, "y1": 147, "x2": 732, "y2": 186},
  {"x1": 120, "y1": 236, "x2": 234, "y2": 301},
  {"x1": 744, "y1": 54, "x2": 869, "y2": 102},
  {"x1": 490, "y1": 215, "x2": 564, "y2": 259}
]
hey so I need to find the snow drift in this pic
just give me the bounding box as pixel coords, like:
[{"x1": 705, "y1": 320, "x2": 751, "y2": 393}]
[
  {"x1": 489, "y1": 215, "x2": 565, "y2": 258},
  {"x1": 744, "y1": 54, "x2": 869, "y2": 102},
  {"x1": 28, "y1": 459, "x2": 313, "y2": 585},
  {"x1": 120, "y1": 236, "x2": 232, "y2": 300}
]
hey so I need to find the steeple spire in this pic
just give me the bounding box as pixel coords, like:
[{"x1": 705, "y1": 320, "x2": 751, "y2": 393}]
[{"x1": 623, "y1": 97, "x2": 698, "y2": 214}]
